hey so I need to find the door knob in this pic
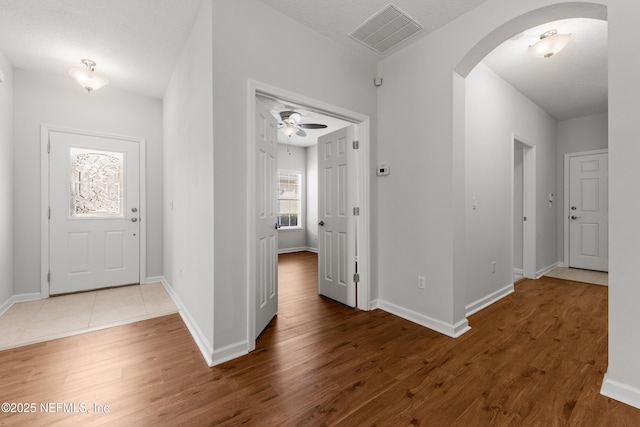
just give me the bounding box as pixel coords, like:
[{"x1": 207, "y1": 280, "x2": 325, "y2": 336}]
[
  {"x1": 571, "y1": 206, "x2": 577, "y2": 210},
  {"x1": 275, "y1": 222, "x2": 281, "y2": 230},
  {"x1": 131, "y1": 217, "x2": 138, "y2": 222},
  {"x1": 318, "y1": 221, "x2": 325, "y2": 226},
  {"x1": 571, "y1": 215, "x2": 581, "y2": 220}
]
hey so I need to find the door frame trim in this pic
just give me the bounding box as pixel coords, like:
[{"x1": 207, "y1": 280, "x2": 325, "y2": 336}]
[
  {"x1": 247, "y1": 80, "x2": 371, "y2": 352},
  {"x1": 512, "y1": 134, "x2": 536, "y2": 280},
  {"x1": 563, "y1": 149, "x2": 608, "y2": 268},
  {"x1": 40, "y1": 124, "x2": 147, "y2": 298}
]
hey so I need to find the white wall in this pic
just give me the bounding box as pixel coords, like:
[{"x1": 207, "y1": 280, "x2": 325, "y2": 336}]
[
  {"x1": 376, "y1": 0, "x2": 608, "y2": 331},
  {"x1": 13, "y1": 69, "x2": 163, "y2": 295},
  {"x1": 163, "y1": 0, "x2": 214, "y2": 362},
  {"x1": 465, "y1": 63, "x2": 557, "y2": 309},
  {"x1": 556, "y1": 112, "x2": 608, "y2": 262},
  {"x1": 0, "y1": 53, "x2": 13, "y2": 308},
  {"x1": 604, "y1": 0, "x2": 640, "y2": 407},
  {"x1": 306, "y1": 144, "x2": 319, "y2": 251},
  {"x1": 277, "y1": 143, "x2": 308, "y2": 252},
  {"x1": 211, "y1": 0, "x2": 377, "y2": 355},
  {"x1": 377, "y1": 0, "x2": 640, "y2": 408}
]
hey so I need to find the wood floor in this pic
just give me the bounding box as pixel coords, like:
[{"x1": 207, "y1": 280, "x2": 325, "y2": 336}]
[{"x1": 1, "y1": 251, "x2": 639, "y2": 426}]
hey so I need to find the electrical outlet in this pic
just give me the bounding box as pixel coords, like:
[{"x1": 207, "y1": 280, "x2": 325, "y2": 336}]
[{"x1": 418, "y1": 275, "x2": 426, "y2": 290}]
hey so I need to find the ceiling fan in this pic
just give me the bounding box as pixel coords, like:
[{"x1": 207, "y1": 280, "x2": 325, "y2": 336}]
[{"x1": 278, "y1": 111, "x2": 327, "y2": 137}]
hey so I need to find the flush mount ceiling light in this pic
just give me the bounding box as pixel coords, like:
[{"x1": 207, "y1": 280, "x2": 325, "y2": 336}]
[
  {"x1": 528, "y1": 29, "x2": 572, "y2": 58},
  {"x1": 68, "y1": 59, "x2": 109, "y2": 93}
]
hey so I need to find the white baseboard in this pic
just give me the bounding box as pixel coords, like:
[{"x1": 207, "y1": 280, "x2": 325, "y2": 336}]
[
  {"x1": 601, "y1": 373, "x2": 640, "y2": 409},
  {"x1": 513, "y1": 268, "x2": 523, "y2": 279},
  {"x1": 212, "y1": 341, "x2": 249, "y2": 366},
  {"x1": 278, "y1": 247, "x2": 318, "y2": 254},
  {"x1": 466, "y1": 284, "x2": 514, "y2": 317},
  {"x1": 145, "y1": 276, "x2": 164, "y2": 285},
  {"x1": 377, "y1": 299, "x2": 470, "y2": 338},
  {"x1": 0, "y1": 292, "x2": 43, "y2": 317},
  {"x1": 370, "y1": 299, "x2": 380, "y2": 310},
  {"x1": 159, "y1": 277, "x2": 216, "y2": 367},
  {"x1": 537, "y1": 262, "x2": 560, "y2": 279}
]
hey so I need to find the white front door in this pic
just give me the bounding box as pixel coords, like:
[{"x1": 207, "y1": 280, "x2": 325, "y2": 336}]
[
  {"x1": 318, "y1": 126, "x2": 356, "y2": 307},
  {"x1": 569, "y1": 152, "x2": 608, "y2": 271},
  {"x1": 49, "y1": 130, "x2": 141, "y2": 294},
  {"x1": 255, "y1": 101, "x2": 279, "y2": 337}
]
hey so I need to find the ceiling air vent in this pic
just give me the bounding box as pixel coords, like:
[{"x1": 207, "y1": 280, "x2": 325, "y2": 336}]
[{"x1": 349, "y1": 3, "x2": 423, "y2": 55}]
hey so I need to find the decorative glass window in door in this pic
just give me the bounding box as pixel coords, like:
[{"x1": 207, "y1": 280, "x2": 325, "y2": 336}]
[{"x1": 69, "y1": 148, "x2": 124, "y2": 218}]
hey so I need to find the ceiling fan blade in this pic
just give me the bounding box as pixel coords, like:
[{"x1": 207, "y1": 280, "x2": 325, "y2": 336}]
[
  {"x1": 296, "y1": 129, "x2": 307, "y2": 137},
  {"x1": 298, "y1": 123, "x2": 328, "y2": 129}
]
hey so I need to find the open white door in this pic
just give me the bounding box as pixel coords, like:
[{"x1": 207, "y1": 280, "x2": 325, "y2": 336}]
[
  {"x1": 318, "y1": 126, "x2": 356, "y2": 307},
  {"x1": 255, "y1": 101, "x2": 279, "y2": 336},
  {"x1": 569, "y1": 152, "x2": 608, "y2": 271},
  {"x1": 49, "y1": 130, "x2": 140, "y2": 294}
]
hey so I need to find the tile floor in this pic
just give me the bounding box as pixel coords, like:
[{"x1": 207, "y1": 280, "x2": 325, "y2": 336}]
[
  {"x1": 0, "y1": 282, "x2": 177, "y2": 351},
  {"x1": 544, "y1": 267, "x2": 608, "y2": 286}
]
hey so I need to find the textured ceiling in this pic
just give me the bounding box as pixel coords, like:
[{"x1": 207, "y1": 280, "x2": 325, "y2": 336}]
[
  {"x1": 256, "y1": 0, "x2": 489, "y2": 60},
  {"x1": 0, "y1": 1, "x2": 608, "y2": 121},
  {"x1": 259, "y1": 1, "x2": 608, "y2": 122},
  {"x1": 482, "y1": 18, "x2": 608, "y2": 121},
  {"x1": 0, "y1": 0, "x2": 203, "y2": 98}
]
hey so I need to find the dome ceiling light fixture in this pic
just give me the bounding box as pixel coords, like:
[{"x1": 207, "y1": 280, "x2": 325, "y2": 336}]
[
  {"x1": 528, "y1": 29, "x2": 572, "y2": 58},
  {"x1": 68, "y1": 59, "x2": 109, "y2": 93}
]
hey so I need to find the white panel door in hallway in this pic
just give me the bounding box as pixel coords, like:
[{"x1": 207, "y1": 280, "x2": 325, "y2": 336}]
[
  {"x1": 318, "y1": 126, "x2": 356, "y2": 307},
  {"x1": 49, "y1": 130, "x2": 141, "y2": 294},
  {"x1": 255, "y1": 100, "x2": 279, "y2": 337},
  {"x1": 569, "y1": 152, "x2": 608, "y2": 272}
]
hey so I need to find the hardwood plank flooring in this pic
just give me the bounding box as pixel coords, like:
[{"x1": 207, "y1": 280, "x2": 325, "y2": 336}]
[{"x1": 0, "y1": 251, "x2": 638, "y2": 426}]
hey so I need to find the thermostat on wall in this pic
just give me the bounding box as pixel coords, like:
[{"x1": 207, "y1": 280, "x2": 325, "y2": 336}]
[{"x1": 377, "y1": 163, "x2": 390, "y2": 176}]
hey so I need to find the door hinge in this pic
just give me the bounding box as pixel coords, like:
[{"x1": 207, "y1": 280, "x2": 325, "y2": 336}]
[
  {"x1": 353, "y1": 207, "x2": 360, "y2": 216},
  {"x1": 353, "y1": 273, "x2": 360, "y2": 283},
  {"x1": 47, "y1": 206, "x2": 51, "y2": 219},
  {"x1": 47, "y1": 271, "x2": 50, "y2": 283},
  {"x1": 352, "y1": 140, "x2": 359, "y2": 150},
  {"x1": 47, "y1": 142, "x2": 50, "y2": 154},
  {"x1": 523, "y1": 216, "x2": 527, "y2": 222}
]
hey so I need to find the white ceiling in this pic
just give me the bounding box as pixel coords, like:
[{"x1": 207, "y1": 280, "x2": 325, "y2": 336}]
[
  {"x1": 482, "y1": 18, "x2": 608, "y2": 121},
  {"x1": 0, "y1": 1, "x2": 608, "y2": 122},
  {"x1": 0, "y1": 0, "x2": 204, "y2": 98},
  {"x1": 256, "y1": 0, "x2": 490, "y2": 60}
]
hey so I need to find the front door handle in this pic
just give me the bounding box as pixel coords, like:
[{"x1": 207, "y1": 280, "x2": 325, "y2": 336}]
[
  {"x1": 131, "y1": 217, "x2": 138, "y2": 222},
  {"x1": 275, "y1": 222, "x2": 281, "y2": 230},
  {"x1": 571, "y1": 215, "x2": 581, "y2": 220},
  {"x1": 318, "y1": 221, "x2": 325, "y2": 226}
]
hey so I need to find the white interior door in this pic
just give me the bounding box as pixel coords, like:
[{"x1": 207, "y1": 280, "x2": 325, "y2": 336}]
[
  {"x1": 569, "y1": 152, "x2": 608, "y2": 271},
  {"x1": 255, "y1": 101, "x2": 278, "y2": 337},
  {"x1": 49, "y1": 131, "x2": 140, "y2": 294},
  {"x1": 318, "y1": 126, "x2": 356, "y2": 307}
]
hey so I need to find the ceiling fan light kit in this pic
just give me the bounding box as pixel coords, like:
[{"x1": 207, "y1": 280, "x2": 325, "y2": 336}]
[
  {"x1": 69, "y1": 59, "x2": 109, "y2": 93},
  {"x1": 528, "y1": 29, "x2": 572, "y2": 58},
  {"x1": 278, "y1": 110, "x2": 327, "y2": 138}
]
